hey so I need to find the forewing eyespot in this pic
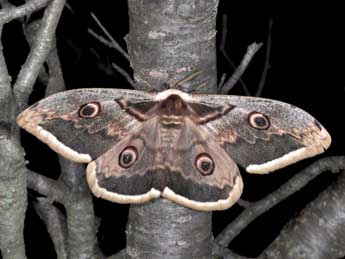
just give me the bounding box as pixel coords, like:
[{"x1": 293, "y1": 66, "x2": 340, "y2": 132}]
[
  {"x1": 78, "y1": 102, "x2": 101, "y2": 118},
  {"x1": 195, "y1": 153, "x2": 214, "y2": 176},
  {"x1": 119, "y1": 146, "x2": 138, "y2": 168},
  {"x1": 248, "y1": 112, "x2": 270, "y2": 130}
]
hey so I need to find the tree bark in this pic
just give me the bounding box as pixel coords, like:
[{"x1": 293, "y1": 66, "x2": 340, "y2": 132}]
[
  {"x1": 0, "y1": 18, "x2": 27, "y2": 259},
  {"x1": 126, "y1": 200, "x2": 213, "y2": 259},
  {"x1": 126, "y1": 0, "x2": 218, "y2": 93},
  {"x1": 0, "y1": 91, "x2": 27, "y2": 258}
]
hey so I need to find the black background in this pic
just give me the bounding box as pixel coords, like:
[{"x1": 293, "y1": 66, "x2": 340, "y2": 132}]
[{"x1": 2, "y1": 1, "x2": 344, "y2": 258}]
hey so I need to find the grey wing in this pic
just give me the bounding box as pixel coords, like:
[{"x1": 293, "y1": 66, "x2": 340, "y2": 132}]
[
  {"x1": 17, "y1": 88, "x2": 155, "y2": 163},
  {"x1": 191, "y1": 94, "x2": 331, "y2": 174}
]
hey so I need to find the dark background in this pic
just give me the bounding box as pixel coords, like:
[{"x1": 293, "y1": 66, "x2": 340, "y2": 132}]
[{"x1": 2, "y1": 1, "x2": 344, "y2": 258}]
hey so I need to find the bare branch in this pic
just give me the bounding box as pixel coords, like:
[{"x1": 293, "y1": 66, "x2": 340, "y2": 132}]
[
  {"x1": 27, "y1": 169, "x2": 65, "y2": 202},
  {"x1": 255, "y1": 18, "x2": 273, "y2": 97},
  {"x1": 0, "y1": 27, "x2": 11, "y2": 92},
  {"x1": 64, "y1": 2, "x2": 75, "y2": 15},
  {"x1": 262, "y1": 164, "x2": 345, "y2": 259},
  {"x1": 0, "y1": 0, "x2": 50, "y2": 24},
  {"x1": 23, "y1": 19, "x2": 66, "y2": 96},
  {"x1": 34, "y1": 198, "x2": 68, "y2": 259},
  {"x1": 88, "y1": 14, "x2": 135, "y2": 87},
  {"x1": 219, "y1": 14, "x2": 251, "y2": 95},
  {"x1": 45, "y1": 36, "x2": 65, "y2": 95},
  {"x1": 58, "y1": 158, "x2": 99, "y2": 258},
  {"x1": 218, "y1": 73, "x2": 227, "y2": 89},
  {"x1": 0, "y1": 21, "x2": 27, "y2": 259},
  {"x1": 220, "y1": 42, "x2": 263, "y2": 94},
  {"x1": 88, "y1": 28, "x2": 119, "y2": 52},
  {"x1": 90, "y1": 12, "x2": 129, "y2": 61},
  {"x1": 215, "y1": 156, "x2": 345, "y2": 247},
  {"x1": 13, "y1": 0, "x2": 66, "y2": 111}
]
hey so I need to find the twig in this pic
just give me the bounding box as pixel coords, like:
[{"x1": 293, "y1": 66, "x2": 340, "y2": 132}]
[
  {"x1": 255, "y1": 18, "x2": 273, "y2": 97},
  {"x1": 89, "y1": 48, "x2": 123, "y2": 82},
  {"x1": 236, "y1": 198, "x2": 252, "y2": 209},
  {"x1": 34, "y1": 198, "x2": 68, "y2": 259},
  {"x1": 88, "y1": 28, "x2": 119, "y2": 51},
  {"x1": 219, "y1": 14, "x2": 251, "y2": 95},
  {"x1": 218, "y1": 73, "x2": 227, "y2": 90},
  {"x1": 0, "y1": 0, "x2": 50, "y2": 24},
  {"x1": 111, "y1": 62, "x2": 136, "y2": 88},
  {"x1": 64, "y1": 2, "x2": 75, "y2": 15},
  {"x1": 89, "y1": 13, "x2": 135, "y2": 87},
  {"x1": 90, "y1": 12, "x2": 129, "y2": 61},
  {"x1": 220, "y1": 42, "x2": 263, "y2": 94},
  {"x1": 215, "y1": 156, "x2": 345, "y2": 247},
  {"x1": 13, "y1": 0, "x2": 66, "y2": 111}
]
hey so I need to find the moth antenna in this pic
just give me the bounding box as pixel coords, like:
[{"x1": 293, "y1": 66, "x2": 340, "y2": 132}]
[
  {"x1": 188, "y1": 81, "x2": 208, "y2": 93},
  {"x1": 175, "y1": 70, "x2": 202, "y2": 89}
]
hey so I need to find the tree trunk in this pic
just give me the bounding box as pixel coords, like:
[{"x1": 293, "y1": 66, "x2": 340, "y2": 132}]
[{"x1": 125, "y1": 0, "x2": 219, "y2": 258}]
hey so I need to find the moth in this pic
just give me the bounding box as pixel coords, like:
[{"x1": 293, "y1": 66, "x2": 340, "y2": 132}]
[{"x1": 17, "y1": 88, "x2": 331, "y2": 211}]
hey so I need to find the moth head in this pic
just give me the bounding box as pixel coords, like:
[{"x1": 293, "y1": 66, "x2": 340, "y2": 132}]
[
  {"x1": 248, "y1": 112, "x2": 270, "y2": 130},
  {"x1": 195, "y1": 153, "x2": 215, "y2": 176},
  {"x1": 119, "y1": 146, "x2": 138, "y2": 168},
  {"x1": 78, "y1": 102, "x2": 101, "y2": 118}
]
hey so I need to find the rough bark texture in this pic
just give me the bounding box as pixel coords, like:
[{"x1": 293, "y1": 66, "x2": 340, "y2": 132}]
[
  {"x1": 0, "y1": 3, "x2": 34, "y2": 255},
  {"x1": 0, "y1": 96, "x2": 27, "y2": 258},
  {"x1": 124, "y1": 0, "x2": 219, "y2": 258},
  {"x1": 34, "y1": 197, "x2": 68, "y2": 259},
  {"x1": 262, "y1": 169, "x2": 345, "y2": 259},
  {"x1": 126, "y1": 0, "x2": 218, "y2": 93},
  {"x1": 126, "y1": 199, "x2": 213, "y2": 259},
  {"x1": 58, "y1": 158, "x2": 99, "y2": 259},
  {"x1": 0, "y1": 33, "x2": 27, "y2": 256}
]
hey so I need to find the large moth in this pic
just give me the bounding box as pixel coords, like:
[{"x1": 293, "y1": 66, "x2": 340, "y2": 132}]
[{"x1": 17, "y1": 88, "x2": 331, "y2": 211}]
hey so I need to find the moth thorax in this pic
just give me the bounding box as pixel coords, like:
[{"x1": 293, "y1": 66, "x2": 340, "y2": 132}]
[{"x1": 160, "y1": 94, "x2": 189, "y2": 116}]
